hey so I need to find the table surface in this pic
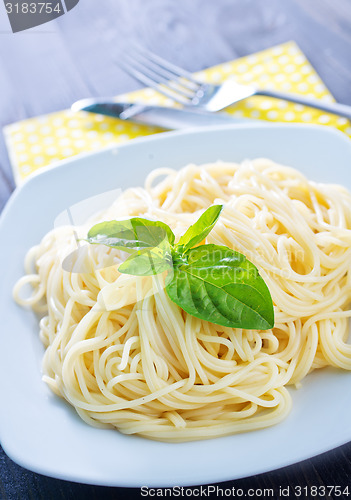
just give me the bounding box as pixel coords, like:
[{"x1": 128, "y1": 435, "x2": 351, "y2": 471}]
[{"x1": 1, "y1": 0, "x2": 351, "y2": 498}]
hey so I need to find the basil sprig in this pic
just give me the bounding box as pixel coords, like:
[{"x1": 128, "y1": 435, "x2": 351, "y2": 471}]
[{"x1": 87, "y1": 206, "x2": 274, "y2": 330}]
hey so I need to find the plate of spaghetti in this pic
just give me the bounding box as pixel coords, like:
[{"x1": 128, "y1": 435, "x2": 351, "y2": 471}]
[{"x1": 1, "y1": 123, "x2": 351, "y2": 486}]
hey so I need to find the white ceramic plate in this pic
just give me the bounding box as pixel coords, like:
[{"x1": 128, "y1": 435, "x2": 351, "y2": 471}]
[{"x1": 1, "y1": 123, "x2": 351, "y2": 487}]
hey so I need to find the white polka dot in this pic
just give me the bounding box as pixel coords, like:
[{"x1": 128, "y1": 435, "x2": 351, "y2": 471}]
[
  {"x1": 245, "y1": 101, "x2": 254, "y2": 108},
  {"x1": 103, "y1": 132, "x2": 114, "y2": 140},
  {"x1": 263, "y1": 55, "x2": 273, "y2": 64},
  {"x1": 250, "y1": 110, "x2": 260, "y2": 118},
  {"x1": 291, "y1": 73, "x2": 302, "y2": 82},
  {"x1": 99, "y1": 123, "x2": 109, "y2": 131},
  {"x1": 13, "y1": 133, "x2": 24, "y2": 141},
  {"x1": 315, "y1": 84, "x2": 325, "y2": 93},
  {"x1": 28, "y1": 134, "x2": 39, "y2": 143},
  {"x1": 285, "y1": 64, "x2": 296, "y2": 73},
  {"x1": 294, "y1": 104, "x2": 304, "y2": 112},
  {"x1": 115, "y1": 123, "x2": 125, "y2": 131},
  {"x1": 233, "y1": 110, "x2": 244, "y2": 117},
  {"x1": 71, "y1": 129, "x2": 83, "y2": 138},
  {"x1": 62, "y1": 148, "x2": 74, "y2": 157},
  {"x1": 59, "y1": 138, "x2": 70, "y2": 146},
  {"x1": 272, "y1": 47, "x2": 283, "y2": 55},
  {"x1": 210, "y1": 71, "x2": 222, "y2": 82},
  {"x1": 196, "y1": 71, "x2": 207, "y2": 81},
  {"x1": 31, "y1": 145, "x2": 41, "y2": 154},
  {"x1": 57, "y1": 129, "x2": 67, "y2": 137},
  {"x1": 21, "y1": 165, "x2": 31, "y2": 173},
  {"x1": 259, "y1": 74, "x2": 269, "y2": 82},
  {"x1": 25, "y1": 124, "x2": 36, "y2": 133},
  {"x1": 268, "y1": 64, "x2": 279, "y2": 73},
  {"x1": 85, "y1": 121, "x2": 94, "y2": 129},
  {"x1": 36, "y1": 116, "x2": 49, "y2": 124},
  {"x1": 87, "y1": 130, "x2": 98, "y2": 138},
  {"x1": 260, "y1": 100, "x2": 273, "y2": 110},
  {"x1": 308, "y1": 75, "x2": 319, "y2": 84},
  {"x1": 322, "y1": 95, "x2": 333, "y2": 102},
  {"x1": 53, "y1": 118, "x2": 63, "y2": 126},
  {"x1": 318, "y1": 115, "x2": 330, "y2": 124},
  {"x1": 222, "y1": 63, "x2": 232, "y2": 73},
  {"x1": 337, "y1": 117, "x2": 348, "y2": 125},
  {"x1": 246, "y1": 55, "x2": 258, "y2": 65},
  {"x1": 295, "y1": 55, "x2": 306, "y2": 64},
  {"x1": 274, "y1": 74, "x2": 286, "y2": 82},
  {"x1": 47, "y1": 147, "x2": 58, "y2": 155},
  {"x1": 91, "y1": 141, "x2": 102, "y2": 149},
  {"x1": 77, "y1": 111, "x2": 90, "y2": 118},
  {"x1": 242, "y1": 73, "x2": 253, "y2": 82},
  {"x1": 40, "y1": 126, "x2": 51, "y2": 135},
  {"x1": 64, "y1": 110, "x2": 75, "y2": 118},
  {"x1": 288, "y1": 46, "x2": 299, "y2": 55},
  {"x1": 278, "y1": 101, "x2": 288, "y2": 109},
  {"x1": 278, "y1": 55, "x2": 289, "y2": 64},
  {"x1": 345, "y1": 127, "x2": 351, "y2": 135},
  {"x1": 267, "y1": 110, "x2": 278, "y2": 119},
  {"x1": 14, "y1": 143, "x2": 26, "y2": 151},
  {"x1": 284, "y1": 112, "x2": 295, "y2": 121},
  {"x1": 297, "y1": 83, "x2": 308, "y2": 93},
  {"x1": 301, "y1": 65, "x2": 311, "y2": 74},
  {"x1": 253, "y1": 65, "x2": 264, "y2": 74},
  {"x1": 118, "y1": 134, "x2": 130, "y2": 142},
  {"x1": 74, "y1": 140, "x2": 86, "y2": 148},
  {"x1": 302, "y1": 112, "x2": 312, "y2": 121},
  {"x1": 34, "y1": 156, "x2": 44, "y2": 165},
  {"x1": 282, "y1": 82, "x2": 292, "y2": 90},
  {"x1": 131, "y1": 125, "x2": 141, "y2": 132},
  {"x1": 94, "y1": 115, "x2": 105, "y2": 122},
  {"x1": 68, "y1": 120, "x2": 79, "y2": 128},
  {"x1": 43, "y1": 137, "x2": 54, "y2": 145},
  {"x1": 18, "y1": 154, "x2": 28, "y2": 162}
]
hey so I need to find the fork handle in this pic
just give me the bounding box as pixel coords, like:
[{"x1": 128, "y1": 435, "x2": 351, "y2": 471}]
[{"x1": 255, "y1": 89, "x2": 351, "y2": 121}]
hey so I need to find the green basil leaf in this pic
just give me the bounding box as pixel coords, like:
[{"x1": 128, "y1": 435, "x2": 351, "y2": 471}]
[
  {"x1": 177, "y1": 205, "x2": 223, "y2": 253},
  {"x1": 166, "y1": 244, "x2": 274, "y2": 330},
  {"x1": 87, "y1": 218, "x2": 175, "y2": 253},
  {"x1": 118, "y1": 240, "x2": 173, "y2": 276}
]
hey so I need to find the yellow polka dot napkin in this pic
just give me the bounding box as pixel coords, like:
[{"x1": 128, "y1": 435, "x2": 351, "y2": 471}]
[{"x1": 4, "y1": 41, "x2": 351, "y2": 184}]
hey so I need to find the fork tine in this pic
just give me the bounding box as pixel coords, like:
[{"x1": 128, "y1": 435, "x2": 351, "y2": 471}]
[
  {"x1": 122, "y1": 54, "x2": 192, "y2": 101},
  {"x1": 129, "y1": 45, "x2": 199, "y2": 92},
  {"x1": 120, "y1": 57, "x2": 190, "y2": 106},
  {"x1": 131, "y1": 42, "x2": 200, "y2": 86}
]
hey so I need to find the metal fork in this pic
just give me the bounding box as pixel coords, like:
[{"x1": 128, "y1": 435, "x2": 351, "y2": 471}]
[{"x1": 121, "y1": 44, "x2": 351, "y2": 119}]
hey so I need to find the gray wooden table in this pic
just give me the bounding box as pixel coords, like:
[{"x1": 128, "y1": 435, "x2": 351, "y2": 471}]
[{"x1": 1, "y1": 0, "x2": 351, "y2": 498}]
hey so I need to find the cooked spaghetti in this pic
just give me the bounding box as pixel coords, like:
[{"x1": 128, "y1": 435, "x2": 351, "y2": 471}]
[{"x1": 13, "y1": 159, "x2": 351, "y2": 441}]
